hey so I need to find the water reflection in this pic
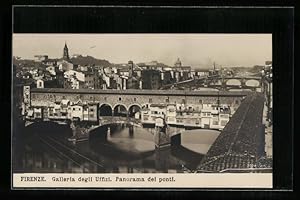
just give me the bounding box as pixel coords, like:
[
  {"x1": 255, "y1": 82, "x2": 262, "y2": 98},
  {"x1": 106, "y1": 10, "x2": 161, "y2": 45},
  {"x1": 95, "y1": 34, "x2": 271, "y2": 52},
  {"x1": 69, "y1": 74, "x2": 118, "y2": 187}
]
[{"x1": 13, "y1": 122, "x2": 220, "y2": 173}]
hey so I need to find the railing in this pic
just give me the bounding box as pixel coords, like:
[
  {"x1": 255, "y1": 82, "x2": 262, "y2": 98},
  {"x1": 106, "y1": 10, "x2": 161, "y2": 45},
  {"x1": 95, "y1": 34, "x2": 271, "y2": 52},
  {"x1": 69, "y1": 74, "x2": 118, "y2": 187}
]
[{"x1": 99, "y1": 116, "x2": 141, "y2": 126}]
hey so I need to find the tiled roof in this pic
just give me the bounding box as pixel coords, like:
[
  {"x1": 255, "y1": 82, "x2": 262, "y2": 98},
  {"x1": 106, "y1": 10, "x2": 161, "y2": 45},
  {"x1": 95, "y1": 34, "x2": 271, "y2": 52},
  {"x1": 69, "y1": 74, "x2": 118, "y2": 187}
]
[{"x1": 197, "y1": 93, "x2": 265, "y2": 172}]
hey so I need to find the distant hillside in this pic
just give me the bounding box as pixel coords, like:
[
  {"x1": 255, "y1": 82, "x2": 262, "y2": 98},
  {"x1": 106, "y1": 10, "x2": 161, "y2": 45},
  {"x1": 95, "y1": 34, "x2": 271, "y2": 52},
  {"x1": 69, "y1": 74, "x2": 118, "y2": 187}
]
[
  {"x1": 13, "y1": 57, "x2": 47, "y2": 70},
  {"x1": 249, "y1": 65, "x2": 264, "y2": 73},
  {"x1": 13, "y1": 57, "x2": 35, "y2": 67},
  {"x1": 137, "y1": 61, "x2": 172, "y2": 68},
  {"x1": 156, "y1": 62, "x2": 172, "y2": 68},
  {"x1": 70, "y1": 55, "x2": 113, "y2": 67}
]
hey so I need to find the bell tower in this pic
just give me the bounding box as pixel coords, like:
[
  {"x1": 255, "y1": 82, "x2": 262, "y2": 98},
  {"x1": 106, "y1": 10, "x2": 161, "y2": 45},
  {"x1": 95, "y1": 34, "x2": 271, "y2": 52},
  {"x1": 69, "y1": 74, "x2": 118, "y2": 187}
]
[{"x1": 63, "y1": 42, "x2": 70, "y2": 60}]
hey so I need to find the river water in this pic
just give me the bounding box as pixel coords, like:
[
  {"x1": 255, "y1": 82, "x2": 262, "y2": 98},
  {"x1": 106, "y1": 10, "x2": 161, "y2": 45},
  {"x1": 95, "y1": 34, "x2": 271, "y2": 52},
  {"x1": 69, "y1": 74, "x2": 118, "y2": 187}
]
[{"x1": 13, "y1": 122, "x2": 220, "y2": 173}]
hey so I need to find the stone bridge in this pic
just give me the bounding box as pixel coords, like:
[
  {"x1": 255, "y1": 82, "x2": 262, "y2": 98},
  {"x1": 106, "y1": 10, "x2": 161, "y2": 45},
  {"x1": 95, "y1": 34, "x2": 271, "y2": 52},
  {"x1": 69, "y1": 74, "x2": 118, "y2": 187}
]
[
  {"x1": 24, "y1": 88, "x2": 263, "y2": 148},
  {"x1": 64, "y1": 116, "x2": 142, "y2": 143},
  {"x1": 29, "y1": 88, "x2": 251, "y2": 117},
  {"x1": 67, "y1": 116, "x2": 186, "y2": 145}
]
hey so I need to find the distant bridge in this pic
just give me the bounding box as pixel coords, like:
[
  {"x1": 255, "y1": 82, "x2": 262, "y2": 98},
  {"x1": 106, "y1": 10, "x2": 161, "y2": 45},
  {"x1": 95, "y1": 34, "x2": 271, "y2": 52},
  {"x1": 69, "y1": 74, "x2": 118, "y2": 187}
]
[{"x1": 161, "y1": 75, "x2": 262, "y2": 90}]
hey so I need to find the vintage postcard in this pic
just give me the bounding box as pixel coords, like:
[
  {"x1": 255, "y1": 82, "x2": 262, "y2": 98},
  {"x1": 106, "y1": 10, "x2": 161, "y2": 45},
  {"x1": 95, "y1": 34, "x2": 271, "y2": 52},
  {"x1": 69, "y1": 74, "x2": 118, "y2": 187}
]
[{"x1": 12, "y1": 33, "x2": 273, "y2": 189}]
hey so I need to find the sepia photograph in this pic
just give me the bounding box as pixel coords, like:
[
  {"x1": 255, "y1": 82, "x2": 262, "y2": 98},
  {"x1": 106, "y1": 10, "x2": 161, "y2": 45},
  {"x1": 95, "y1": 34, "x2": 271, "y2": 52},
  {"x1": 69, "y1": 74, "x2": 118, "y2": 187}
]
[{"x1": 11, "y1": 33, "x2": 273, "y2": 188}]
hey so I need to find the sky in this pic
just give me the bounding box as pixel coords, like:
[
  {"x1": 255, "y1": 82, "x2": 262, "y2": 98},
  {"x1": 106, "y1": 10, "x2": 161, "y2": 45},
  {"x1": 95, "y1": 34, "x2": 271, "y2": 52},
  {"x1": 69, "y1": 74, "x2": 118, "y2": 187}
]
[{"x1": 13, "y1": 34, "x2": 272, "y2": 68}]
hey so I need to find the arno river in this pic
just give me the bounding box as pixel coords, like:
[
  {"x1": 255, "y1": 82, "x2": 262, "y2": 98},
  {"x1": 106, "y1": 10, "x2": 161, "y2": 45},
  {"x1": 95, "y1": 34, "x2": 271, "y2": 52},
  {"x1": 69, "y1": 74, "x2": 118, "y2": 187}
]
[{"x1": 13, "y1": 122, "x2": 220, "y2": 173}]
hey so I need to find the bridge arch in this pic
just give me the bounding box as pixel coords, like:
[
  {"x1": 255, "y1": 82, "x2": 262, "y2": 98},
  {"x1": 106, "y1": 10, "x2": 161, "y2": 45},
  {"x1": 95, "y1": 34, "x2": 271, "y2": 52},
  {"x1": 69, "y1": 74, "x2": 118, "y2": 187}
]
[
  {"x1": 226, "y1": 79, "x2": 241, "y2": 86},
  {"x1": 113, "y1": 104, "x2": 128, "y2": 117},
  {"x1": 99, "y1": 103, "x2": 113, "y2": 116},
  {"x1": 128, "y1": 104, "x2": 142, "y2": 118},
  {"x1": 245, "y1": 79, "x2": 260, "y2": 87},
  {"x1": 141, "y1": 104, "x2": 147, "y2": 109}
]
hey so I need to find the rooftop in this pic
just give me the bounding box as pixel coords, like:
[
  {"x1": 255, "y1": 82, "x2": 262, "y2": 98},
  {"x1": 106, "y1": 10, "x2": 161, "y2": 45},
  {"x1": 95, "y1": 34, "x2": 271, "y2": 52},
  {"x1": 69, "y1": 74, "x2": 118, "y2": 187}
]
[{"x1": 197, "y1": 93, "x2": 265, "y2": 172}]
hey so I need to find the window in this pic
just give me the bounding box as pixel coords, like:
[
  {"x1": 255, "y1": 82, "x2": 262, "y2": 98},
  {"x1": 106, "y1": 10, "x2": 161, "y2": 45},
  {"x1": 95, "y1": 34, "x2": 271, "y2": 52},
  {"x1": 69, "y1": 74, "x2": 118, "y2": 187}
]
[
  {"x1": 182, "y1": 99, "x2": 186, "y2": 104},
  {"x1": 199, "y1": 99, "x2": 202, "y2": 104},
  {"x1": 235, "y1": 100, "x2": 240, "y2": 104},
  {"x1": 90, "y1": 109, "x2": 94, "y2": 112},
  {"x1": 149, "y1": 98, "x2": 152, "y2": 103},
  {"x1": 104, "y1": 97, "x2": 107, "y2": 101},
  {"x1": 213, "y1": 120, "x2": 219, "y2": 125},
  {"x1": 221, "y1": 114, "x2": 229, "y2": 119},
  {"x1": 221, "y1": 120, "x2": 228, "y2": 126},
  {"x1": 73, "y1": 108, "x2": 75, "y2": 111},
  {"x1": 134, "y1": 98, "x2": 136, "y2": 102},
  {"x1": 168, "y1": 108, "x2": 175, "y2": 112},
  {"x1": 90, "y1": 96, "x2": 93, "y2": 100},
  {"x1": 166, "y1": 98, "x2": 169, "y2": 103},
  {"x1": 119, "y1": 97, "x2": 122, "y2": 101}
]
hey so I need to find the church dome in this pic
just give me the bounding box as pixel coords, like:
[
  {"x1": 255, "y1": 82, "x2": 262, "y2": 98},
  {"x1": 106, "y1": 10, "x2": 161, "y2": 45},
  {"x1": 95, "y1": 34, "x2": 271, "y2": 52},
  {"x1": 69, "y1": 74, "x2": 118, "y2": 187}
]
[{"x1": 174, "y1": 58, "x2": 182, "y2": 67}]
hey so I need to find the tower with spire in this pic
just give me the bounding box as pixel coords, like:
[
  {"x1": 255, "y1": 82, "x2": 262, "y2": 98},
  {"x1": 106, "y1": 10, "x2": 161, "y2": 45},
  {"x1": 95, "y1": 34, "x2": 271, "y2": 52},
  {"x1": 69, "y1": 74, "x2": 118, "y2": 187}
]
[{"x1": 63, "y1": 42, "x2": 70, "y2": 60}]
